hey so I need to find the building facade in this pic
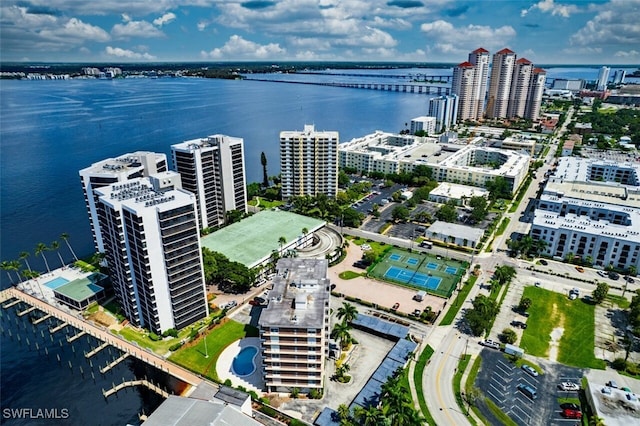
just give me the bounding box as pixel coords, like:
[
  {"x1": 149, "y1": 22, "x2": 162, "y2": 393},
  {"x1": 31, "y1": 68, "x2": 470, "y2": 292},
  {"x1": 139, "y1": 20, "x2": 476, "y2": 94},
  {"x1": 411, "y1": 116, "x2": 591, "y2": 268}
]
[
  {"x1": 95, "y1": 172, "x2": 209, "y2": 334},
  {"x1": 428, "y1": 95, "x2": 459, "y2": 132},
  {"x1": 486, "y1": 48, "x2": 517, "y2": 119},
  {"x1": 525, "y1": 68, "x2": 547, "y2": 121},
  {"x1": 171, "y1": 135, "x2": 247, "y2": 230},
  {"x1": 280, "y1": 125, "x2": 338, "y2": 199},
  {"x1": 452, "y1": 48, "x2": 489, "y2": 122},
  {"x1": 79, "y1": 151, "x2": 168, "y2": 253},
  {"x1": 597, "y1": 66, "x2": 611, "y2": 91},
  {"x1": 410, "y1": 116, "x2": 437, "y2": 135},
  {"x1": 507, "y1": 58, "x2": 533, "y2": 119},
  {"x1": 259, "y1": 258, "x2": 330, "y2": 394}
]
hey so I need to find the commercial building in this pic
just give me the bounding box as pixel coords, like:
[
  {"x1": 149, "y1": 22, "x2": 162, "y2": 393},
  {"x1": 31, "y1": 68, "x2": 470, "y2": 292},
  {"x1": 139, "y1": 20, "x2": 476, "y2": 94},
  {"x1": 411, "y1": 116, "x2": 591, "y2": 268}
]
[
  {"x1": 597, "y1": 66, "x2": 611, "y2": 91},
  {"x1": 171, "y1": 135, "x2": 247, "y2": 230},
  {"x1": 79, "y1": 151, "x2": 168, "y2": 253},
  {"x1": 551, "y1": 78, "x2": 585, "y2": 91},
  {"x1": 94, "y1": 172, "x2": 209, "y2": 334},
  {"x1": 428, "y1": 182, "x2": 489, "y2": 206},
  {"x1": 452, "y1": 48, "x2": 489, "y2": 121},
  {"x1": 410, "y1": 116, "x2": 436, "y2": 135},
  {"x1": 425, "y1": 221, "x2": 485, "y2": 249},
  {"x1": 428, "y1": 95, "x2": 459, "y2": 132},
  {"x1": 530, "y1": 158, "x2": 640, "y2": 270},
  {"x1": 280, "y1": 124, "x2": 339, "y2": 199},
  {"x1": 486, "y1": 48, "x2": 517, "y2": 119},
  {"x1": 259, "y1": 258, "x2": 330, "y2": 394}
]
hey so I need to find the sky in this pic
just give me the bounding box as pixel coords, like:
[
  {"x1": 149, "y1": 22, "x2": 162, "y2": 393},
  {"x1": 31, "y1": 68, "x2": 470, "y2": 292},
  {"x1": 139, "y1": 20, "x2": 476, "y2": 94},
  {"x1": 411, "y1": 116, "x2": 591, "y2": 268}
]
[{"x1": 1, "y1": 0, "x2": 639, "y2": 64}]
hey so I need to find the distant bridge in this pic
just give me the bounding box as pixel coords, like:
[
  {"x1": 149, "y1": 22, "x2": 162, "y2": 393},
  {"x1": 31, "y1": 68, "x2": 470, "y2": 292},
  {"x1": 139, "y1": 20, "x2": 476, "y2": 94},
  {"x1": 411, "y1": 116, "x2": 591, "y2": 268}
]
[
  {"x1": 244, "y1": 77, "x2": 451, "y2": 95},
  {"x1": 296, "y1": 71, "x2": 453, "y2": 83}
]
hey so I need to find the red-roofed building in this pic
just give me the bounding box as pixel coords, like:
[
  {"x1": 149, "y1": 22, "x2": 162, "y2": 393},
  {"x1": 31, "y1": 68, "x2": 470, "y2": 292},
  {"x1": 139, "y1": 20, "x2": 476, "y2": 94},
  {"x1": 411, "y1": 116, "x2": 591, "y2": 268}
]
[{"x1": 452, "y1": 48, "x2": 490, "y2": 121}]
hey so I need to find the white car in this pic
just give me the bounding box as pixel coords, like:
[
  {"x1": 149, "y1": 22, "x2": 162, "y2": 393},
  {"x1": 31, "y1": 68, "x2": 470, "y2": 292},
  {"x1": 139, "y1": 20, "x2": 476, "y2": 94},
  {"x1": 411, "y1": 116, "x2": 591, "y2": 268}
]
[
  {"x1": 521, "y1": 364, "x2": 539, "y2": 377},
  {"x1": 480, "y1": 339, "x2": 501, "y2": 350},
  {"x1": 559, "y1": 382, "x2": 580, "y2": 391}
]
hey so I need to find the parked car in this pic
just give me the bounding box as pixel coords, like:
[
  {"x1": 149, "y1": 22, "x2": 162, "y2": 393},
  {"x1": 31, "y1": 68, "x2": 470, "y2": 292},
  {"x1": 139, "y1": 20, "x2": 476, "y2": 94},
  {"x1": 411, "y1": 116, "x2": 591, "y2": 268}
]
[
  {"x1": 521, "y1": 364, "x2": 539, "y2": 377},
  {"x1": 597, "y1": 270, "x2": 607, "y2": 277},
  {"x1": 626, "y1": 392, "x2": 638, "y2": 402},
  {"x1": 575, "y1": 266, "x2": 585, "y2": 273},
  {"x1": 226, "y1": 300, "x2": 237, "y2": 309},
  {"x1": 558, "y1": 382, "x2": 580, "y2": 391},
  {"x1": 562, "y1": 407, "x2": 582, "y2": 419},
  {"x1": 625, "y1": 276, "x2": 635, "y2": 283},
  {"x1": 601, "y1": 386, "x2": 612, "y2": 395},
  {"x1": 560, "y1": 402, "x2": 580, "y2": 411},
  {"x1": 391, "y1": 302, "x2": 400, "y2": 310},
  {"x1": 608, "y1": 271, "x2": 620, "y2": 280},
  {"x1": 539, "y1": 259, "x2": 548, "y2": 266},
  {"x1": 517, "y1": 383, "x2": 537, "y2": 400},
  {"x1": 511, "y1": 320, "x2": 528, "y2": 329},
  {"x1": 412, "y1": 309, "x2": 422, "y2": 316},
  {"x1": 480, "y1": 339, "x2": 501, "y2": 350},
  {"x1": 606, "y1": 380, "x2": 619, "y2": 389},
  {"x1": 248, "y1": 299, "x2": 260, "y2": 306}
]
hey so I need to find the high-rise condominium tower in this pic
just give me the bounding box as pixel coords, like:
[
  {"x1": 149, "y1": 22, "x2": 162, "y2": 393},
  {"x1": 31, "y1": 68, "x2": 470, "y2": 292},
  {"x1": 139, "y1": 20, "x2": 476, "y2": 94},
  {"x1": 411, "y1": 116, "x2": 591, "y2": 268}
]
[
  {"x1": 525, "y1": 68, "x2": 547, "y2": 121},
  {"x1": 452, "y1": 48, "x2": 489, "y2": 122},
  {"x1": 486, "y1": 48, "x2": 517, "y2": 119},
  {"x1": 95, "y1": 172, "x2": 208, "y2": 334},
  {"x1": 79, "y1": 151, "x2": 168, "y2": 253},
  {"x1": 171, "y1": 135, "x2": 247, "y2": 230},
  {"x1": 507, "y1": 58, "x2": 534, "y2": 119},
  {"x1": 428, "y1": 95, "x2": 459, "y2": 132},
  {"x1": 280, "y1": 124, "x2": 339, "y2": 199},
  {"x1": 597, "y1": 66, "x2": 610, "y2": 91}
]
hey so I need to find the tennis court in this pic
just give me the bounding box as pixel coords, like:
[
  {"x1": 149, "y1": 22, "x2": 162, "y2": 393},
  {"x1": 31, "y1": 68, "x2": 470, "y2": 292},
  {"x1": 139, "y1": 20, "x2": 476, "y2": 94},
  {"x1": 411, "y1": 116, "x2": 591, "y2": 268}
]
[
  {"x1": 389, "y1": 253, "x2": 402, "y2": 261},
  {"x1": 426, "y1": 262, "x2": 439, "y2": 270},
  {"x1": 445, "y1": 266, "x2": 458, "y2": 275},
  {"x1": 406, "y1": 258, "x2": 419, "y2": 266},
  {"x1": 384, "y1": 266, "x2": 442, "y2": 290}
]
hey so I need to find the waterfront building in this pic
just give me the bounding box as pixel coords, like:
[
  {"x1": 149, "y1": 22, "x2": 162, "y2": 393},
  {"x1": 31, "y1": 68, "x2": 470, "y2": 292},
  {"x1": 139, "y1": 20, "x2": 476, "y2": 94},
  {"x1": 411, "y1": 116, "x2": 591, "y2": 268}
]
[
  {"x1": 525, "y1": 68, "x2": 547, "y2": 121},
  {"x1": 259, "y1": 258, "x2": 330, "y2": 394},
  {"x1": 612, "y1": 69, "x2": 627, "y2": 85},
  {"x1": 552, "y1": 78, "x2": 585, "y2": 91},
  {"x1": 410, "y1": 116, "x2": 436, "y2": 135},
  {"x1": 171, "y1": 135, "x2": 247, "y2": 230},
  {"x1": 486, "y1": 48, "x2": 517, "y2": 119},
  {"x1": 280, "y1": 124, "x2": 339, "y2": 199},
  {"x1": 507, "y1": 58, "x2": 533, "y2": 119},
  {"x1": 94, "y1": 172, "x2": 208, "y2": 334},
  {"x1": 597, "y1": 66, "x2": 611, "y2": 91},
  {"x1": 452, "y1": 48, "x2": 489, "y2": 122},
  {"x1": 428, "y1": 95, "x2": 459, "y2": 132},
  {"x1": 79, "y1": 151, "x2": 168, "y2": 253},
  {"x1": 338, "y1": 131, "x2": 417, "y2": 175},
  {"x1": 531, "y1": 157, "x2": 640, "y2": 270}
]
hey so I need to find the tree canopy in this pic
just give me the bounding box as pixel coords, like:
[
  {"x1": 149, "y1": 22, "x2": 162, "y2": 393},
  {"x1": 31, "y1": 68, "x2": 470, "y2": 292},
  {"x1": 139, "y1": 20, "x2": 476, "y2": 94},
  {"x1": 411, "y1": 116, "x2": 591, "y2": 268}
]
[{"x1": 201, "y1": 247, "x2": 255, "y2": 293}]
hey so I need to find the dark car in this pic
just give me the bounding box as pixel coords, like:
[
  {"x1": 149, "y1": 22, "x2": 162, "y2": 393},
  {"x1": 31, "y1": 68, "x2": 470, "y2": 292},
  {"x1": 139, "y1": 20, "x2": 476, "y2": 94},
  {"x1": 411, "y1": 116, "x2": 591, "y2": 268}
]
[
  {"x1": 511, "y1": 320, "x2": 528, "y2": 329},
  {"x1": 608, "y1": 271, "x2": 620, "y2": 280},
  {"x1": 539, "y1": 259, "x2": 548, "y2": 265},
  {"x1": 625, "y1": 276, "x2": 635, "y2": 283}
]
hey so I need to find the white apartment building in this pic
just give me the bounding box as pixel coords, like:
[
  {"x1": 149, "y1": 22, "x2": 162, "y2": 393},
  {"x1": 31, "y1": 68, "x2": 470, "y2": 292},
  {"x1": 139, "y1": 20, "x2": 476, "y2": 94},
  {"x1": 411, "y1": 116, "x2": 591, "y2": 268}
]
[
  {"x1": 507, "y1": 58, "x2": 533, "y2": 119},
  {"x1": 525, "y1": 68, "x2": 546, "y2": 121},
  {"x1": 428, "y1": 182, "x2": 489, "y2": 206},
  {"x1": 259, "y1": 258, "x2": 330, "y2": 394},
  {"x1": 552, "y1": 79, "x2": 585, "y2": 91},
  {"x1": 280, "y1": 125, "x2": 338, "y2": 199},
  {"x1": 486, "y1": 48, "x2": 517, "y2": 119},
  {"x1": 171, "y1": 135, "x2": 247, "y2": 230},
  {"x1": 597, "y1": 66, "x2": 611, "y2": 91},
  {"x1": 410, "y1": 116, "x2": 436, "y2": 135},
  {"x1": 79, "y1": 151, "x2": 168, "y2": 253},
  {"x1": 452, "y1": 48, "x2": 489, "y2": 122},
  {"x1": 94, "y1": 172, "x2": 209, "y2": 334},
  {"x1": 338, "y1": 131, "x2": 418, "y2": 175},
  {"x1": 430, "y1": 145, "x2": 530, "y2": 194},
  {"x1": 531, "y1": 158, "x2": 640, "y2": 271},
  {"x1": 428, "y1": 95, "x2": 459, "y2": 132}
]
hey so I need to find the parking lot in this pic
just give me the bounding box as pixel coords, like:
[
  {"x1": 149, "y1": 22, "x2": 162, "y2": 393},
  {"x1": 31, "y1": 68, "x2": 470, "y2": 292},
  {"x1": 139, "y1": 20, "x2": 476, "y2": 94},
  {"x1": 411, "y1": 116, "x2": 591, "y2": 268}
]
[{"x1": 474, "y1": 349, "x2": 586, "y2": 426}]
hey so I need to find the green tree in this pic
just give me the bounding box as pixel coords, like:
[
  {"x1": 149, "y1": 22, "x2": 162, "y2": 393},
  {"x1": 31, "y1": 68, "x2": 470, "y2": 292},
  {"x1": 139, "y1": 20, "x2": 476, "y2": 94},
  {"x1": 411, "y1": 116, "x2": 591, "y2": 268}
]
[
  {"x1": 278, "y1": 236, "x2": 286, "y2": 253},
  {"x1": 50, "y1": 241, "x2": 65, "y2": 268},
  {"x1": 464, "y1": 295, "x2": 499, "y2": 336},
  {"x1": 391, "y1": 205, "x2": 410, "y2": 222},
  {"x1": 60, "y1": 233, "x2": 78, "y2": 262},
  {"x1": 494, "y1": 265, "x2": 516, "y2": 285},
  {"x1": 592, "y1": 282, "x2": 610, "y2": 304},
  {"x1": 337, "y1": 302, "x2": 358, "y2": 324},
  {"x1": 342, "y1": 207, "x2": 364, "y2": 228},
  {"x1": 338, "y1": 170, "x2": 351, "y2": 187},
  {"x1": 362, "y1": 250, "x2": 377, "y2": 266},
  {"x1": 19, "y1": 251, "x2": 32, "y2": 273},
  {"x1": 485, "y1": 176, "x2": 512, "y2": 200},
  {"x1": 225, "y1": 209, "x2": 244, "y2": 224},
  {"x1": 1, "y1": 261, "x2": 16, "y2": 284},
  {"x1": 35, "y1": 243, "x2": 51, "y2": 273},
  {"x1": 354, "y1": 405, "x2": 385, "y2": 426},
  {"x1": 518, "y1": 297, "x2": 532, "y2": 311},
  {"x1": 335, "y1": 363, "x2": 351, "y2": 382},
  {"x1": 260, "y1": 152, "x2": 269, "y2": 187},
  {"x1": 500, "y1": 328, "x2": 517, "y2": 344},
  {"x1": 436, "y1": 201, "x2": 457, "y2": 223},
  {"x1": 330, "y1": 321, "x2": 352, "y2": 349}
]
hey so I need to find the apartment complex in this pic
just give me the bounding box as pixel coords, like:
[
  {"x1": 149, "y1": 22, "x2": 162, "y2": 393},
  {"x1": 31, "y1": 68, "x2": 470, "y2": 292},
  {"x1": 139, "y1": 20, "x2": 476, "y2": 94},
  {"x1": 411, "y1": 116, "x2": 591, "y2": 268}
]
[
  {"x1": 410, "y1": 116, "x2": 436, "y2": 135},
  {"x1": 280, "y1": 125, "x2": 339, "y2": 199},
  {"x1": 486, "y1": 48, "x2": 517, "y2": 119},
  {"x1": 338, "y1": 131, "x2": 418, "y2": 175},
  {"x1": 94, "y1": 172, "x2": 209, "y2": 334},
  {"x1": 259, "y1": 258, "x2": 330, "y2": 394},
  {"x1": 452, "y1": 48, "x2": 489, "y2": 121},
  {"x1": 79, "y1": 151, "x2": 168, "y2": 253},
  {"x1": 171, "y1": 135, "x2": 247, "y2": 230},
  {"x1": 428, "y1": 95, "x2": 459, "y2": 132},
  {"x1": 531, "y1": 158, "x2": 640, "y2": 271}
]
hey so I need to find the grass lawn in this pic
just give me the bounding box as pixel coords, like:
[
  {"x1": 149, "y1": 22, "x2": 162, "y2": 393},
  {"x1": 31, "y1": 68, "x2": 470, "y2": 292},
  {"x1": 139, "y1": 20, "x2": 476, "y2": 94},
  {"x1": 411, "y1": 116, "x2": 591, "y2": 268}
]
[
  {"x1": 454, "y1": 355, "x2": 477, "y2": 425},
  {"x1": 605, "y1": 294, "x2": 630, "y2": 309},
  {"x1": 116, "y1": 326, "x2": 189, "y2": 355},
  {"x1": 169, "y1": 320, "x2": 258, "y2": 382},
  {"x1": 349, "y1": 237, "x2": 390, "y2": 258},
  {"x1": 338, "y1": 270, "x2": 364, "y2": 280},
  {"x1": 414, "y1": 345, "x2": 435, "y2": 424},
  {"x1": 495, "y1": 218, "x2": 510, "y2": 236},
  {"x1": 440, "y1": 276, "x2": 477, "y2": 326},
  {"x1": 520, "y1": 286, "x2": 606, "y2": 369}
]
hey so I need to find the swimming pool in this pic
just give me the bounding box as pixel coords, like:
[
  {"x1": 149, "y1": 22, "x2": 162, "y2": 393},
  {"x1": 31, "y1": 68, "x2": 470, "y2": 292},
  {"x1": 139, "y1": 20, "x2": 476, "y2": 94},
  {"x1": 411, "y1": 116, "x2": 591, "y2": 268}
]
[
  {"x1": 44, "y1": 277, "x2": 70, "y2": 290},
  {"x1": 232, "y1": 346, "x2": 258, "y2": 376}
]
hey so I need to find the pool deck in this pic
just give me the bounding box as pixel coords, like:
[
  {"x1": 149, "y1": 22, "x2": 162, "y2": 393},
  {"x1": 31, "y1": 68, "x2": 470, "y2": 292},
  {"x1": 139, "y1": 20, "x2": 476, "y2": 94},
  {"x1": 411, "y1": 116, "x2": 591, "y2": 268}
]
[{"x1": 216, "y1": 337, "x2": 264, "y2": 394}]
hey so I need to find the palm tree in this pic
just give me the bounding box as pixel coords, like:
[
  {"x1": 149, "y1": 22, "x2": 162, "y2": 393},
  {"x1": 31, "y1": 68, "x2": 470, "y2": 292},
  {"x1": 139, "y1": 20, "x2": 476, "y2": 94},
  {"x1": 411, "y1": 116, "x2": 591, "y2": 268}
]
[
  {"x1": 354, "y1": 405, "x2": 385, "y2": 426},
  {"x1": 278, "y1": 236, "x2": 286, "y2": 253},
  {"x1": 19, "y1": 251, "x2": 32, "y2": 272},
  {"x1": 336, "y1": 302, "x2": 358, "y2": 324},
  {"x1": 51, "y1": 241, "x2": 65, "y2": 268},
  {"x1": 1, "y1": 261, "x2": 15, "y2": 284},
  {"x1": 60, "y1": 233, "x2": 78, "y2": 262},
  {"x1": 9, "y1": 260, "x2": 22, "y2": 282},
  {"x1": 494, "y1": 265, "x2": 516, "y2": 285},
  {"x1": 335, "y1": 363, "x2": 351, "y2": 381},
  {"x1": 261, "y1": 152, "x2": 269, "y2": 188},
  {"x1": 35, "y1": 243, "x2": 51, "y2": 273},
  {"x1": 301, "y1": 227, "x2": 309, "y2": 246},
  {"x1": 336, "y1": 404, "x2": 353, "y2": 425},
  {"x1": 330, "y1": 321, "x2": 352, "y2": 350},
  {"x1": 22, "y1": 270, "x2": 44, "y2": 297}
]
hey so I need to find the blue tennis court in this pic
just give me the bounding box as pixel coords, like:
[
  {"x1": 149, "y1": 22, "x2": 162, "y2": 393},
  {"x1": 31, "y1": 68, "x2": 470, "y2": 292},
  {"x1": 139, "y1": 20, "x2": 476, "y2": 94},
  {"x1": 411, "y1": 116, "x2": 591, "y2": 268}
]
[
  {"x1": 384, "y1": 266, "x2": 442, "y2": 290},
  {"x1": 389, "y1": 253, "x2": 402, "y2": 261},
  {"x1": 406, "y1": 258, "x2": 419, "y2": 266},
  {"x1": 44, "y1": 277, "x2": 70, "y2": 290},
  {"x1": 426, "y1": 262, "x2": 439, "y2": 270},
  {"x1": 445, "y1": 266, "x2": 458, "y2": 275}
]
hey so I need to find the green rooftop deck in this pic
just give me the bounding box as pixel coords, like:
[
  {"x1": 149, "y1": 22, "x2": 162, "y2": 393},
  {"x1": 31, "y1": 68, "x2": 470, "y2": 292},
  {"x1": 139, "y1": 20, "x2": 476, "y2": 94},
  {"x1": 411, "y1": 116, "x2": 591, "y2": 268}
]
[
  {"x1": 54, "y1": 273, "x2": 106, "y2": 302},
  {"x1": 201, "y1": 210, "x2": 325, "y2": 267}
]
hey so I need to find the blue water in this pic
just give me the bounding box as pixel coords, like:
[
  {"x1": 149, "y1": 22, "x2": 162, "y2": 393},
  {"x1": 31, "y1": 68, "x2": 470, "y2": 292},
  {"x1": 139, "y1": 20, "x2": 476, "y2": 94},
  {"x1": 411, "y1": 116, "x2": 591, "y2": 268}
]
[
  {"x1": 44, "y1": 277, "x2": 70, "y2": 290},
  {"x1": 232, "y1": 346, "x2": 258, "y2": 376}
]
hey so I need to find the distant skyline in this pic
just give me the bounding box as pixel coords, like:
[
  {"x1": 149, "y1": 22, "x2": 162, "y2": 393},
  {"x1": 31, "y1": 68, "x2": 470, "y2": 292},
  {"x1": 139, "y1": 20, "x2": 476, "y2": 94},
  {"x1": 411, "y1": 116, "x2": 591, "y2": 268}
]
[{"x1": 1, "y1": 0, "x2": 639, "y2": 65}]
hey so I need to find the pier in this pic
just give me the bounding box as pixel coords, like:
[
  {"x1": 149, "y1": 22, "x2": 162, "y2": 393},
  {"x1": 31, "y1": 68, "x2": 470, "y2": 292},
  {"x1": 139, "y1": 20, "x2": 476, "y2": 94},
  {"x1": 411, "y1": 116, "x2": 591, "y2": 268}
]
[
  {"x1": 32, "y1": 314, "x2": 51, "y2": 325},
  {"x1": 67, "y1": 330, "x2": 86, "y2": 342},
  {"x1": 244, "y1": 77, "x2": 451, "y2": 95},
  {"x1": 17, "y1": 306, "x2": 36, "y2": 317},
  {"x1": 100, "y1": 353, "x2": 129, "y2": 373},
  {"x1": 2, "y1": 299, "x2": 20, "y2": 309},
  {"x1": 49, "y1": 321, "x2": 68, "y2": 334},
  {"x1": 103, "y1": 379, "x2": 170, "y2": 399},
  {"x1": 295, "y1": 71, "x2": 453, "y2": 83},
  {"x1": 85, "y1": 341, "x2": 109, "y2": 358},
  {"x1": 0, "y1": 287, "x2": 203, "y2": 387}
]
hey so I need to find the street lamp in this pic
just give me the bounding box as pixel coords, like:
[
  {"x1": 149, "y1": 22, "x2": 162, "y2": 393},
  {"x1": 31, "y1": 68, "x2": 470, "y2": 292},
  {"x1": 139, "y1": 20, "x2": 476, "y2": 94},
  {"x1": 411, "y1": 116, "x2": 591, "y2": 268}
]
[{"x1": 204, "y1": 333, "x2": 209, "y2": 359}]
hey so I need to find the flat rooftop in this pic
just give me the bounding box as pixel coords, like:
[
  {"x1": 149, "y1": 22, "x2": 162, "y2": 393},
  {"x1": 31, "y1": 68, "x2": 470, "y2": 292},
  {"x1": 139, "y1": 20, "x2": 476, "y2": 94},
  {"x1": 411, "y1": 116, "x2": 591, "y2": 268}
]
[
  {"x1": 200, "y1": 210, "x2": 325, "y2": 268},
  {"x1": 53, "y1": 272, "x2": 106, "y2": 302}
]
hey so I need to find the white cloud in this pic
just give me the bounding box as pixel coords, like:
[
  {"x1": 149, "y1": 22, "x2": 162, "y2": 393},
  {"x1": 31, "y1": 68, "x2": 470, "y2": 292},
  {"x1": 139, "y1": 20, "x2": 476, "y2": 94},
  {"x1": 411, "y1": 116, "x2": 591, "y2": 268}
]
[
  {"x1": 420, "y1": 20, "x2": 516, "y2": 55},
  {"x1": 570, "y1": 0, "x2": 640, "y2": 48},
  {"x1": 39, "y1": 17, "x2": 111, "y2": 43},
  {"x1": 614, "y1": 50, "x2": 640, "y2": 58},
  {"x1": 521, "y1": 0, "x2": 579, "y2": 18},
  {"x1": 201, "y1": 35, "x2": 286, "y2": 59},
  {"x1": 105, "y1": 46, "x2": 156, "y2": 59},
  {"x1": 197, "y1": 21, "x2": 208, "y2": 31},
  {"x1": 112, "y1": 20, "x2": 164, "y2": 39},
  {"x1": 153, "y1": 12, "x2": 176, "y2": 27}
]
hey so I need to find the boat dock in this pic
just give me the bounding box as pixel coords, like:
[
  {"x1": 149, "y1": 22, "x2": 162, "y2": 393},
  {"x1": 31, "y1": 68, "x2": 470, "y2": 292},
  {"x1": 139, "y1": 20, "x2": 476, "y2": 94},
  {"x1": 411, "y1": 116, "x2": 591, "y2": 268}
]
[
  {"x1": 32, "y1": 313, "x2": 51, "y2": 325},
  {"x1": 99, "y1": 353, "x2": 129, "y2": 373},
  {"x1": 67, "y1": 330, "x2": 86, "y2": 342},
  {"x1": 85, "y1": 341, "x2": 109, "y2": 358},
  {"x1": 102, "y1": 379, "x2": 170, "y2": 399}
]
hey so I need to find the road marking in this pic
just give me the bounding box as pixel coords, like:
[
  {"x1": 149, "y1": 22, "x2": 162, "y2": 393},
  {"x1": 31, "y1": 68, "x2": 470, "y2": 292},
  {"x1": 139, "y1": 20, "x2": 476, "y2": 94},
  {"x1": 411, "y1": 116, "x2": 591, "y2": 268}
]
[{"x1": 433, "y1": 334, "x2": 462, "y2": 426}]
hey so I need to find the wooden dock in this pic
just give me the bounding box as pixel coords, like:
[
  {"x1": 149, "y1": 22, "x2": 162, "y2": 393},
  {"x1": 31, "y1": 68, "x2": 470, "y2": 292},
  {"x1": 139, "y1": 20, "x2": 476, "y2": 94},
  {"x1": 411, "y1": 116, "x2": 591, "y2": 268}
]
[
  {"x1": 49, "y1": 321, "x2": 67, "y2": 333},
  {"x1": 17, "y1": 306, "x2": 36, "y2": 317},
  {"x1": 32, "y1": 314, "x2": 51, "y2": 325},
  {"x1": 85, "y1": 341, "x2": 109, "y2": 358},
  {"x1": 67, "y1": 330, "x2": 86, "y2": 342},
  {"x1": 103, "y1": 379, "x2": 170, "y2": 399},
  {"x1": 2, "y1": 299, "x2": 20, "y2": 309},
  {"x1": 100, "y1": 353, "x2": 130, "y2": 373}
]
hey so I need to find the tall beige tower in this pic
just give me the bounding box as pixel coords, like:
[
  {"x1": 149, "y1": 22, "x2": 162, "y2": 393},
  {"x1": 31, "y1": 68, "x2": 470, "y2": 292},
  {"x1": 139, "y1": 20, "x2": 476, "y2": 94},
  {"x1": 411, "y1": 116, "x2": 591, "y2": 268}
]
[
  {"x1": 507, "y1": 58, "x2": 534, "y2": 119},
  {"x1": 525, "y1": 68, "x2": 547, "y2": 121},
  {"x1": 452, "y1": 48, "x2": 489, "y2": 122},
  {"x1": 486, "y1": 48, "x2": 516, "y2": 119}
]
